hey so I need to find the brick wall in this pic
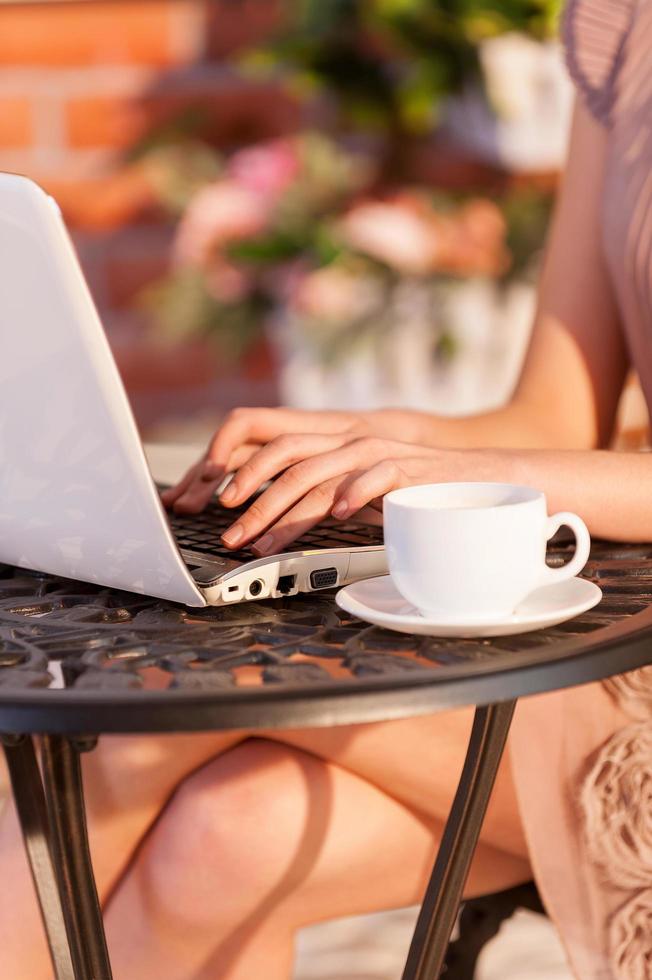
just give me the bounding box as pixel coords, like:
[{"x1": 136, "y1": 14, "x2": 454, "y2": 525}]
[{"x1": 0, "y1": 0, "x2": 289, "y2": 428}]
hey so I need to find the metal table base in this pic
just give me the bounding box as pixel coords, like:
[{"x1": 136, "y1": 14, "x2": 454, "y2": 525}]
[
  {"x1": 403, "y1": 700, "x2": 516, "y2": 979},
  {"x1": 3, "y1": 735, "x2": 111, "y2": 980}
]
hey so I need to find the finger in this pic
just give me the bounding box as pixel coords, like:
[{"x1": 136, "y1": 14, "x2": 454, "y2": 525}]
[
  {"x1": 205, "y1": 408, "x2": 359, "y2": 475},
  {"x1": 331, "y1": 460, "x2": 406, "y2": 520},
  {"x1": 172, "y1": 442, "x2": 264, "y2": 514},
  {"x1": 171, "y1": 476, "x2": 225, "y2": 514},
  {"x1": 219, "y1": 433, "x2": 351, "y2": 508},
  {"x1": 205, "y1": 408, "x2": 331, "y2": 474},
  {"x1": 251, "y1": 476, "x2": 348, "y2": 556},
  {"x1": 226, "y1": 442, "x2": 262, "y2": 472},
  {"x1": 220, "y1": 441, "x2": 375, "y2": 548},
  {"x1": 204, "y1": 409, "x2": 278, "y2": 475},
  {"x1": 160, "y1": 459, "x2": 205, "y2": 507},
  {"x1": 199, "y1": 443, "x2": 261, "y2": 482}
]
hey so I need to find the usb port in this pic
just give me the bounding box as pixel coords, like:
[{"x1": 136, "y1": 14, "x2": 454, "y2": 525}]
[{"x1": 310, "y1": 568, "x2": 338, "y2": 590}]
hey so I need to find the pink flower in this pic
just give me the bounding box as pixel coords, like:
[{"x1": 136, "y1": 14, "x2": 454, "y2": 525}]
[
  {"x1": 341, "y1": 194, "x2": 509, "y2": 278},
  {"x1": 341, "y1": 197, "x2": 439, "y2": 276},
  {"x1": 292, "y1": 265, "x2": 381, "y2": 321},
  {"x1": 227, "y1": 138, "x2": 300, "y2": 198},
  {"x1": 174, "y1": 180, "x2": 270, "y2": 268},
  {"x1": 205, "y1": 260, "x2": 253, "y2": 304}
]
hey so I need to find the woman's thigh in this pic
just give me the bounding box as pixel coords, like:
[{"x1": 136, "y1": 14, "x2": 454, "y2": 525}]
[
  {"x1": 105, "y1": 738, "x2": 530, "y2": 980},
  {"x1": 79, "y1": 706, "x2": 527, "y2": 902},
  {"x1": 267, "y1": 709, "x2": 528, "y2": 861}
]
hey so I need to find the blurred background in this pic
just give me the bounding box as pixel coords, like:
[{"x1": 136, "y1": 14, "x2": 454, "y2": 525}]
[{"x1": 0, "y1": 0, "x2": 646, "y2": 446}]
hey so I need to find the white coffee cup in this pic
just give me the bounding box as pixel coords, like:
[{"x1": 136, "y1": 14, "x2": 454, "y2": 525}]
[{"x1": 383, "y1": 482, "x2": 591, "y2": 621}]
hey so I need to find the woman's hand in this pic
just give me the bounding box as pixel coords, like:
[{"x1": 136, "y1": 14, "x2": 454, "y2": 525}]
[
  {"x1": 222, "y1": 442, "x2": 511, "y2": 555},
  {"x1": 161, "y1": 406, "x2": 438, "y2": 514},
  {"x1": 168, "y1": 429, "x2": 511, "y2": 556}
]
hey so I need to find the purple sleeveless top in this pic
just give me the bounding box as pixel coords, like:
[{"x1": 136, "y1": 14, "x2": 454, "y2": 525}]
[{"x1": 563, "y1": 0, "x2": 652, "y2": 411}]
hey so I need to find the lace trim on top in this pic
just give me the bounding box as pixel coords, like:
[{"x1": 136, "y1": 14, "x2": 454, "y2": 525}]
[
  {"x1": 609, "y1": 889, "x2": 652, "y2": 979},
  {"x1": 580, "y1": 706, "x2": 652, "y2": 976},
  {"x1": 580, "y1": 719, "x2": 652, "y2": 891},
  {"x1": 604, "y1": 667, "x2": 652, "y2": 720},
  {"x1": 561, "y1": 0, "x2": 637, "y2": 125}
]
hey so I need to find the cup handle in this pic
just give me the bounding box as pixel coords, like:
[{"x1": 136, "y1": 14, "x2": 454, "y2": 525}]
[{"x1": 541, "y1": 511, "x2": 591, "y2": 586}]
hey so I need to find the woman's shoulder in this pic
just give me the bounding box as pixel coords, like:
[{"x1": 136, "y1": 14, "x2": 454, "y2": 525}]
[{"x1": 561, "y1": 0, "x2": 638, "y2": 125}]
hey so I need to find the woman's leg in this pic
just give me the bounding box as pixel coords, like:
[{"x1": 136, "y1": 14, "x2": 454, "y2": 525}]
[
  {"x1": 274, "y1": 709, "x2": 527, "y2": 859},
  {"x1": 104, "y1": 720, "x2": 529, "y2": 979},
  {"x1": 0, "y1": 710, "x2": 529, "y2": 979},
  {"x1": 0, "y1": 731, "x2": 245, "y2": 978}
]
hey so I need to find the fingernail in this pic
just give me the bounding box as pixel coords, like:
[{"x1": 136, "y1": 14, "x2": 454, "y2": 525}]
[
  {"x1": 222, "y1": 523, "x2": 244, "y2": 547},
  {"x1": 252, "y1": 532, "x2": 274, "y2": 555},
  {"x1": 220, "y1": 482, "x2": 237, "y2": 504},
  {"x1": 201, "y1": 462, "x2": 223, "y2": 482},
  {"x1": 331, "y1": 500, "x2": 349, "y2": 518}
]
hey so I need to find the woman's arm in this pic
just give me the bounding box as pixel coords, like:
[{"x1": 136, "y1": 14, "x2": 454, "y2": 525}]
[
  {"x1": 222, "y1": 442, "x2": 652, "y2": 557},
  {"x1": 507, "y1": 99, "x2": 628, "y2": 450},
  {"x1": 328, "y1": 448, "x2": 652, "y2": 545}
]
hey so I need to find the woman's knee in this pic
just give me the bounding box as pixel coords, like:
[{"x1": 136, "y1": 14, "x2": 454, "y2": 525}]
[
  {"x1": 85, "y1": 731, "x2": 244, "y2": 815},
  {"x1": 139, "y1": 738, "x2": 330, "y2": 927}
]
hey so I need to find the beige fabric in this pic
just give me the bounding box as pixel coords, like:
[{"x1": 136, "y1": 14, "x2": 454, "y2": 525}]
[
  {"x1": 512, "y1": 653, "x2": 652, "y2": 978},
  {"x1": 510, "y1": 5, "x2": 652, "y2": 976},
  {"x1": 603, "y1": 667, "x2": 652, "y2": 721},
  {"x1": 511, "y1": 685, "x2": 631, "y2": 978}
]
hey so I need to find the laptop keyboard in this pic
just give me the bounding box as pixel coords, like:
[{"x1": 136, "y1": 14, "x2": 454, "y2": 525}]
[{"x1": 167, "y1": 497, "x2": 384, "y2": 565}]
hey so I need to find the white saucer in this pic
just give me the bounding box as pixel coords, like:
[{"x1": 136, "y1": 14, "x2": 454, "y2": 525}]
[{"x1": 335, "y1": 575, "x2": 602, "y2": 638}]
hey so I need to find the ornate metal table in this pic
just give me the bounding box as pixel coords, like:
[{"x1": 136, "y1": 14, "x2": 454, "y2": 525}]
[{"x1": 2, "y1": 536, "x2": 652, "y2": 980}]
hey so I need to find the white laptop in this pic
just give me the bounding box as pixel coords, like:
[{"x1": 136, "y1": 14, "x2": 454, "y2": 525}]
[{"x1": 0, "y1": 173, "x2": 386, "y2": 607}]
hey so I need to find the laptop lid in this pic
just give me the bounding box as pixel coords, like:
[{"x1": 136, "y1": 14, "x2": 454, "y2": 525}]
[{"x1": 0, "y1": 173, "x2": 205, "y2": 606}]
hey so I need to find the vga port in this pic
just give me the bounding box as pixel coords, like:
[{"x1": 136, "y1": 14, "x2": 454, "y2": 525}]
[{"x1": 310, "y1": 567, "x2": 338, "y2": 590}]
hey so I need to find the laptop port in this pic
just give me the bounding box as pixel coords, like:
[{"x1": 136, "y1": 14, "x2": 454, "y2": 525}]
[
  {"x1": 310, "y1": 567, "x2": 338, "y2": 590},
  {"x1": 248, "y1": 579, "x2": 263, "y2": 597},
  {"x1": 277, "y1": 574, "x2": 296, "y2": 595}
]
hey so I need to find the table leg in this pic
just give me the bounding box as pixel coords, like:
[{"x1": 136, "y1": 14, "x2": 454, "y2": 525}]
[
  {"x1": 402, "y1": 699, "x2": 517, "y2": 980},
  {"x1": 41, "y1": 735, "x2": 113, "y2": 980},
  {"x1": 2, "y1": 733, "x2": 112, "y2": 980},
  {"x1": 2, "y1": 734, "x2": 77, "y2": 979}
]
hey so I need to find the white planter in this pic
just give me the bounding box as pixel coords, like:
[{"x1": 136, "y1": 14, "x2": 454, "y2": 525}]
[
  {"x1": 444, "y1": 34, "x2": 574, "y2": 172},
  {"x1": 269, "y1": 277, "x2": 535, "y2": 416}
]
